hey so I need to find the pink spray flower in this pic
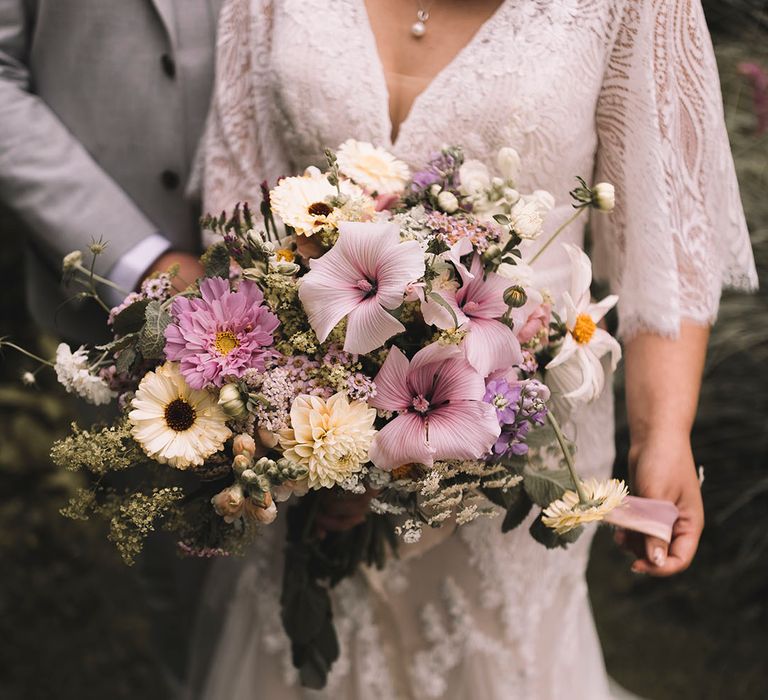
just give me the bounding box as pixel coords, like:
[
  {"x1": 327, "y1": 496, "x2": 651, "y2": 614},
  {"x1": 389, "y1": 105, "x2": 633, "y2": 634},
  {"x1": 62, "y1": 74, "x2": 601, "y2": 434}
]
[
  {"x1": 299, "y1": 221, "x2": 425, "y2": 354},
  {"x1": 421, "y1": 254, "x2": 522, "y2": 376},
  {"x1": 368, "y1": 342, "x2": 501, "y2": 470},
  {"x1": 164, "y1": 277, "x2": 280, "y2": 389}
]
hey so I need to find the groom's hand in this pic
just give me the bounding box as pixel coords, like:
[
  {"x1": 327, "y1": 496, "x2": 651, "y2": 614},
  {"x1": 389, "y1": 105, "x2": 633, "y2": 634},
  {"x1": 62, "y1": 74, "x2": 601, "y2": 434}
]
[{"x1": 142, "y1": 251, "x2": 205, "y2": 292}]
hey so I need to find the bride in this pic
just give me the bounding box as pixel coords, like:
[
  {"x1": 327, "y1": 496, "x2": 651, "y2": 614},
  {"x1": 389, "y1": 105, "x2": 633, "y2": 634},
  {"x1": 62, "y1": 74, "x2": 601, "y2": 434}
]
[{"x1": 187, "y1": 0, "x2": 757, "y2": 697}]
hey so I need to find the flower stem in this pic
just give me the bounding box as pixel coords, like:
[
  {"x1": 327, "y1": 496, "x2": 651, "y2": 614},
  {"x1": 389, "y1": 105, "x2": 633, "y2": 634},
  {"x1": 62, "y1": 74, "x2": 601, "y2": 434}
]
[
  {"x1": 547, "y1": 412, "x2": 589, "y2": 504},
  {"x1": 74, "y1": 263, "x2": 128, "y2": 294},
  {"x1": 0, "y1": 341, "x2": 55, "y2": 368},
  {"x1": 529, "y1": 206, "x2": 586, "y2": 265}
]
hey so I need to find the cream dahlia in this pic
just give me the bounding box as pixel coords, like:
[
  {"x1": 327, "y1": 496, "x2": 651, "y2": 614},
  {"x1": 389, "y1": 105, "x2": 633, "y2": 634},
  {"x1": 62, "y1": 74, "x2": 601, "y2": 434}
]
[
  {"x1": 336, "y1": 139, "x2": 410, "y2": 195},
  {"x1": 129, "y1": 362, "x2": 232, "y2": 469},
  {"x1": 279, "y1": 392, "x2": 377, "y2": 489},
  {"x1": 541, "y1": 478, "x2": 628, "y2": 535}
]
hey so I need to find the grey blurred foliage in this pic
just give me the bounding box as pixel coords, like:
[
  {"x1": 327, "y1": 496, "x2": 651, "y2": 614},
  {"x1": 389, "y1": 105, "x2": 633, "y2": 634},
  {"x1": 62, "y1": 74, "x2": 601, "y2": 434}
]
[{"x1": 1, "y1": 6, "x2": 767, "y2": 699}]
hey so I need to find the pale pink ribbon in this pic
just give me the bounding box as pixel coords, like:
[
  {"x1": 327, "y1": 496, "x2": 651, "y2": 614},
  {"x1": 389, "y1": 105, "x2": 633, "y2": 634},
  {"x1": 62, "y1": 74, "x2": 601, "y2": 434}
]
[{"x1": 603, "y1": 496, "x2": 680, "y2": 544}]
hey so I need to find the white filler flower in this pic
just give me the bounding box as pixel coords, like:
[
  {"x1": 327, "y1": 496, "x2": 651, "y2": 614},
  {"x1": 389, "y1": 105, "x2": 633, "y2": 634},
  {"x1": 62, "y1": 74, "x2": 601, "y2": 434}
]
[
  {"x1": 129, "y1": 362, "x2": 232, "y2": 469},
  {"x1": 546, "y1": 245, "x2": 621, "y2": 402},
  {"x1": 54, "y1": 343, "x2": 115, "y2": 405},
  {"x1": 336, "y1": 139, "x2": 410, "y2": 194}
]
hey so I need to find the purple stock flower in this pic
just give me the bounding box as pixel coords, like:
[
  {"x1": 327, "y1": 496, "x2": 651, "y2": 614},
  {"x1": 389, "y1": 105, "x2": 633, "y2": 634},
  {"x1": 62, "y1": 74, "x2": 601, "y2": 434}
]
[
  {"x1": 484, "y1": 377, "x2": 550, "y2": 457},
  {"x1": 164, "y1": 277, "x2": 280, "y2": 389}
]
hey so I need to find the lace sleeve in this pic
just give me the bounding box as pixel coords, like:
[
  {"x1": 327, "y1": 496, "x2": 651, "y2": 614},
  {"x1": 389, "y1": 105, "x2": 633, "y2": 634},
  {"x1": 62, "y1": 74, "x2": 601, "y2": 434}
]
[
  {"x1": 591, "y1": 0, "x2": 757, "y2": 339},
  {"x1": 200, "y1": 0, "x2": 288, "y2": 221}
]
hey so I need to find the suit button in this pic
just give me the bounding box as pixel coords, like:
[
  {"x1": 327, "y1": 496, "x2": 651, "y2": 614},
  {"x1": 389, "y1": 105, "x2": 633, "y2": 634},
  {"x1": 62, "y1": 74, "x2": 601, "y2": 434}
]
[
  {"x1": 161, "y1": 53, "x2": 176, "y2": 78},
  {"x1": 161, "y1": 170, "x2": 180, "y2": 190}
]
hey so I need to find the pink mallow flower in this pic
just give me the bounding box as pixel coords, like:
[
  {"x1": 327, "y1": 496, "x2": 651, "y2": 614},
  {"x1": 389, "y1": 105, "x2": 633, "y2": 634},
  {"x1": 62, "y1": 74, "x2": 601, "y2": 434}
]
[
  {"x1": 164, "y1": 277, "x2": 279, "y2": 389},
  {"x1": 368, "y1": 342, "x2": 501, "y2": 471},
  {"x1": 421, "y1": 253, "x2": 523, "y2": 377},
  {"x1": 299, "y1": 221, "x2": 425, "y2": 354}
]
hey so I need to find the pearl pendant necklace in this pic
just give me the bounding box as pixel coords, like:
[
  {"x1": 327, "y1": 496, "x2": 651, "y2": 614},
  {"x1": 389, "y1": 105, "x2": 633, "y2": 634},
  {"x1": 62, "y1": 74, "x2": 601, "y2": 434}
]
[
  {"x1": 410, "y1": 9, "x2": 430, "y2": 38},
  {"x1": 410, "y1": 2, "x2": 435, "y2": 39}
]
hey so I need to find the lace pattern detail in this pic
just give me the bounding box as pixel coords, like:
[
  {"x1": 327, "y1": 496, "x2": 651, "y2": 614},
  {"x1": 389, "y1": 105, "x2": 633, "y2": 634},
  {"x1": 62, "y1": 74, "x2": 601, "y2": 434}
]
[{"x1": 592, "y1": 0, "x2": 758, "y2": 338}]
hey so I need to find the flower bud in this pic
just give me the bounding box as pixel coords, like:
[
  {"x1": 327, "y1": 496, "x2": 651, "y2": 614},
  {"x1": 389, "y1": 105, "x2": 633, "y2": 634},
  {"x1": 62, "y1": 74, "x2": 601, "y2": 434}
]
[
  {"x1": 496, "y1": 147, "x2": 521, "y2": 182},
  {"x1": 62, "y1": 251, "x2": 83, "y2": 272},
  {"x1": 211, "y1": 484, "x2": 245, "y2": 524},
  {"x1": 591, "y1": 182, "x2": 615, "y2": 212},
  {"x1": 233, "y1": 433, "x2": 257, "y2": 459},
  {"x1": 218, "y1": 384, "x2": 247, "y2": 419},
  {"x1": 21, "y1": 371, "x2": 37, "y2": 386},
  {"x1": 232, "y1": 454, "x2": 252, "y2": 476},
  {"x1": 244, "y1": 497, "x2": 278, "y2": 525},
  {"x1": 437, "y1": 190, "x2": 459, "y2": 214},
  {"x1": 429, "y1": 183, "x2": 442, "y2": 197},
  {"x1": 240, "y1": 468, "x2": 258, "y2": 484},
  {"x1": 504, "y1": 285, "x2": 528, "y2": 308}
]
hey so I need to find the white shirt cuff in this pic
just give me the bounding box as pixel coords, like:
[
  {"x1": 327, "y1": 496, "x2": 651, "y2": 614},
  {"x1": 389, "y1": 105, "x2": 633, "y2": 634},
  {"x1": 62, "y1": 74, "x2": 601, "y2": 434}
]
[{"x1": 104, "y1": 233, "x2": 172, "y2": 308}]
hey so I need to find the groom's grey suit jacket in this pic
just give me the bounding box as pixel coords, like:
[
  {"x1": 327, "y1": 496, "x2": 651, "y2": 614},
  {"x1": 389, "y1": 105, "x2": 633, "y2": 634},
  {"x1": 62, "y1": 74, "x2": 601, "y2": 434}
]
[{"x1": 0, "y1": 0, "x2": 222, "y2": 342}]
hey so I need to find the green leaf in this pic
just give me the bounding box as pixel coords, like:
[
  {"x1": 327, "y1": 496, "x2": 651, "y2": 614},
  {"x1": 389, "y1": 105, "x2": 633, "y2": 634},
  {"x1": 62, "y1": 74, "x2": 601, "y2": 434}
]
[
  {"x1": 138, "y1": 301, "x2": 171, "y2": 359},
  {"x1": 501, "y1": 488, "x2": 534, "y2": 533},
  {"x1": 115, "y1": 346, "x2": 137, "y2": 375},
  {"x1": 426, "y1": 237, "x2": 450, "y2": 255},
  {"x1": 96, "y1": 332, "x2": 138, "y2": 354},
  {"x1": 200, "y1": 243, "x2": 230, "y2": 278},
  {"x1": 493, "y1": 214, "x2": 510, "y2": 225},
  {"x1": 522, "y1": 466, "x2": 575, "y2": 507},
  {"x1": 427, "y1": 291, "x2": 459, "y2": 328},
  {"x1": 529, "y1": 513, "x2": 584, "y2": 549},
  {"x1": 523, "y1": 423, "x2": 558, "y2": 449},
  {"x1": 112, "y1": 299, "x2": 149, "y2": 336}
]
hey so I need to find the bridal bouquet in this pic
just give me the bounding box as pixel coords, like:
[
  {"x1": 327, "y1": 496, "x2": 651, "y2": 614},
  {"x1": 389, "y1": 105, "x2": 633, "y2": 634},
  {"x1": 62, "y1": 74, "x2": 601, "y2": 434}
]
[{"x1": 6, "y1": 142, "x2": 651, "y2": 688}]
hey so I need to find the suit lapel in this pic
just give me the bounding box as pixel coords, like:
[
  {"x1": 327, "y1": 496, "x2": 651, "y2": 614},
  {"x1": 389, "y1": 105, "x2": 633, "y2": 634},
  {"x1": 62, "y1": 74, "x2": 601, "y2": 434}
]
[{"x1": 149, "y1": 0, "x2": 177, "y2": 47}]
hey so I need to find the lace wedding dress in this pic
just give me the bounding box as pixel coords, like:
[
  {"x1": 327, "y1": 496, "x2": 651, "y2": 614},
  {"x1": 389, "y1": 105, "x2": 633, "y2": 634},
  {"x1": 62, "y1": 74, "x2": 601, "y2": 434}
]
[{"x1": 187, "y1": 1, "x2": 757, "y2": 698}]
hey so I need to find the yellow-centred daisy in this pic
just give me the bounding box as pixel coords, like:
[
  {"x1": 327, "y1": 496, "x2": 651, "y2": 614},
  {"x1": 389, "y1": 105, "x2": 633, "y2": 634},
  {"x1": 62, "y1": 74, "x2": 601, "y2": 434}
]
[
  {"x1": 129, "y1": 362, "x2": 232, "y2": 469},
  {"x1": 541, "y1": 478, "x2": 628, "y2": 535}
]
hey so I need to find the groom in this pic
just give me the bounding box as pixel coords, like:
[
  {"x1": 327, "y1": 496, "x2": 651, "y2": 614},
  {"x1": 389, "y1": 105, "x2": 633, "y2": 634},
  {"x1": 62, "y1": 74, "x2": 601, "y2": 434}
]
[
  {"x1": 0, "y1": 0, "x2": 221, "y2": 344},
  {"x1": 0, "y1": 0, "x2": 222, "y2": 691}
]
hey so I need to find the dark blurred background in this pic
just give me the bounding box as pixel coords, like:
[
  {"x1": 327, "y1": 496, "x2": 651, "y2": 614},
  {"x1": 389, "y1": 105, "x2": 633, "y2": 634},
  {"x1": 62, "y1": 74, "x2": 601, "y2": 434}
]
[{"x1": 1, "y1": 3, "x2": 767, "y2": 699}]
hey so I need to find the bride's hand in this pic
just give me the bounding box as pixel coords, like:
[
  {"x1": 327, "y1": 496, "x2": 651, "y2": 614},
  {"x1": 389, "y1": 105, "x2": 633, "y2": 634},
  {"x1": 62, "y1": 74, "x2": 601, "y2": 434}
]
[
  {"x1": 619, "y1": 434, "x2": 704, "y2": 577},
  {"x1": 315, "y1": 489, "x2": 378, "y2": 537}
]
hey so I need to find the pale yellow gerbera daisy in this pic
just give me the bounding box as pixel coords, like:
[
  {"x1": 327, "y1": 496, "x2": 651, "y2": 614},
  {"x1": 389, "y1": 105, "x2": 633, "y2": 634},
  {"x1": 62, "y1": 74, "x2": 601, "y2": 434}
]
[
  {"x1": 541, "y1": 478, "x2": 628, "y2": 535},
  {"x1": 129, "y1": 362, "x2": 232, "y2": 469},
  {"x1": 270, "y1": 172, "x2": 337, "y2": 236},
  {"x1": 279, "y1": 392, "x2": 377, "y2": 489},
  {"x1": 336, "y1": 139, "x2": 410, "y2": 194}
]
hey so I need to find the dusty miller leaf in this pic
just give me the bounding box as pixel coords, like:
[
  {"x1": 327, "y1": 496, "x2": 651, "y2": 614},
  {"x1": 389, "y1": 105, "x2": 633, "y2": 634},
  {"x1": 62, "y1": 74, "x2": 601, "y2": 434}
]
[
  {"x1": 139, "y1": 301, "x2": 171, "y2": 359},
  {"x1": 522, "y1": 466, "x2": 575, "y2": 507}
]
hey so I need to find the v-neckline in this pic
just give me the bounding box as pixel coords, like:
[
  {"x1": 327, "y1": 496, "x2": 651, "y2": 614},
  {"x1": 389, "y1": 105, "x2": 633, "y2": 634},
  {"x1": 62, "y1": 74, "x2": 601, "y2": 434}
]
[{"x1": 355, "y1": 0, "x2": 510, "y2": 149}]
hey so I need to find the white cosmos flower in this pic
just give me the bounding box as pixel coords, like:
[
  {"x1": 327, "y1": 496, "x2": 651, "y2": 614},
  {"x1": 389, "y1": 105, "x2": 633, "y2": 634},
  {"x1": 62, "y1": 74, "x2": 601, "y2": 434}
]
[
  {"x1": 129, "y1": 362, "x2": 232, "y2": 469},
  {"x1": 336, "y1": 139, "x2": 410, "y2": 194},
  {"x1": 546, "y1": 245, "x2": 621, "y2": 402}
]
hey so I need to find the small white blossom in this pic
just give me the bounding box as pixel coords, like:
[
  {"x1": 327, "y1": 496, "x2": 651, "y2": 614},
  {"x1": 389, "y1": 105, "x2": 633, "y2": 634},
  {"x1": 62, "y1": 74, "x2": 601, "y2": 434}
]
[{"x1": 54, "y1": 343, "x2": 116, "y2": 405}]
